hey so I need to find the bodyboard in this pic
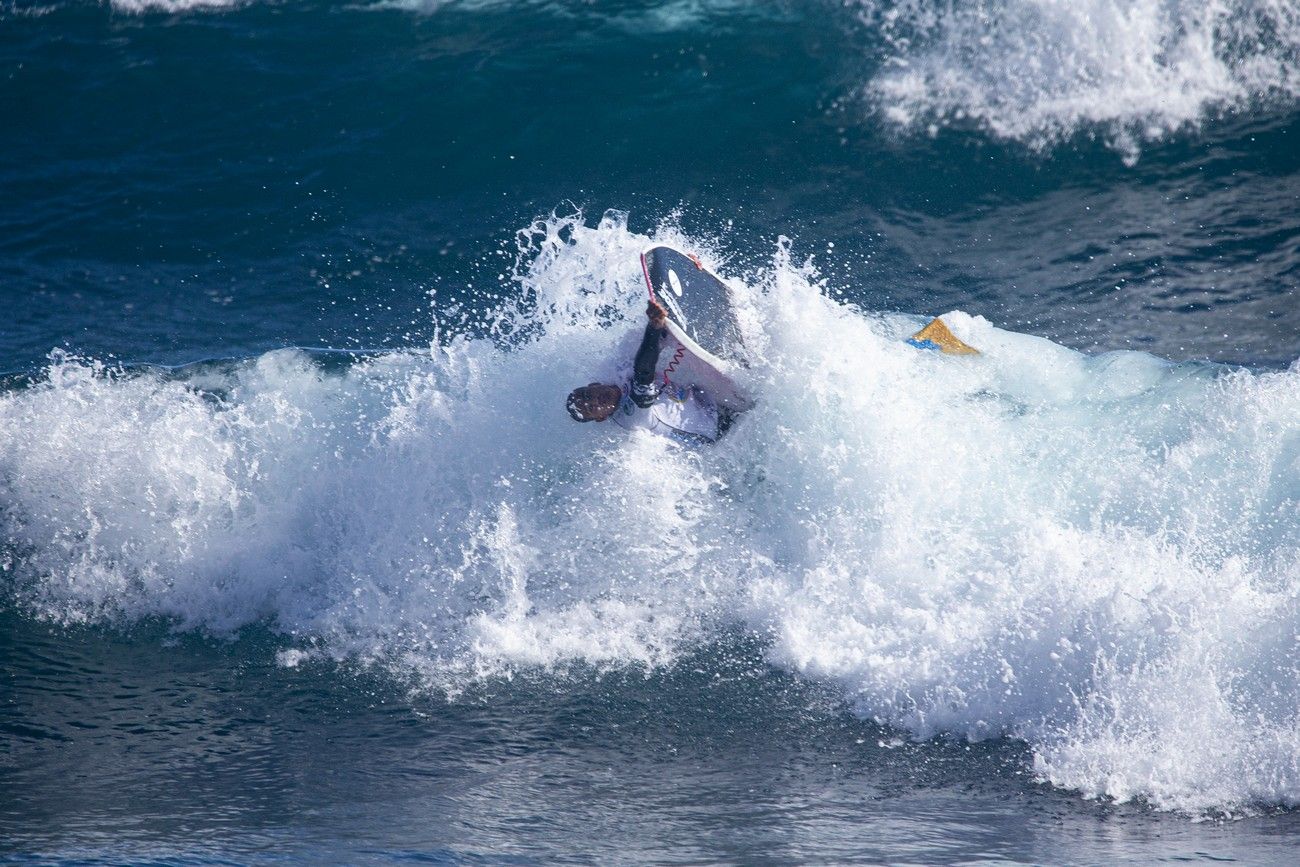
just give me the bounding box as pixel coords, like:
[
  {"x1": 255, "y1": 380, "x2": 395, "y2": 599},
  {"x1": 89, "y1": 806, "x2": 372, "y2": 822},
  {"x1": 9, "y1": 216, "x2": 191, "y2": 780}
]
[{"x1": 640, "y1": 245, "x2": 754, "y2": 412}]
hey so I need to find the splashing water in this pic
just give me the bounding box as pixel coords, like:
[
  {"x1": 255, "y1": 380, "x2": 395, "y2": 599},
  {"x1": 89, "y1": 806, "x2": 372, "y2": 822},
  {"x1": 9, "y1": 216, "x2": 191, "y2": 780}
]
[
  {"x1": 108, "y1": 0, "x2": 250, "y2": 13},
  {"x1": 856, "y1": 0, "x2": 1300, "y2": 163},
  {"x1": 2, "y1": 212, "x2": 1298, "y2": 814}
]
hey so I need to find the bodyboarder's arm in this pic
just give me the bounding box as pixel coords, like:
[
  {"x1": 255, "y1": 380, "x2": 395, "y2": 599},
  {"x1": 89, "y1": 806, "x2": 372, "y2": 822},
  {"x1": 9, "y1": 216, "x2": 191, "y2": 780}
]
[{"x1": 630, "y1": 300, "x2": 669, "y2": 408}]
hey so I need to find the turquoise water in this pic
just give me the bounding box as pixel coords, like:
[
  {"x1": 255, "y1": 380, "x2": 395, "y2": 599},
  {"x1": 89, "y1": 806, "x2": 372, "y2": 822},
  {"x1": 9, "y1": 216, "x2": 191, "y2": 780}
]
[{"x1": 3, "y1": 1, "x2": 1300, "y2": 862}]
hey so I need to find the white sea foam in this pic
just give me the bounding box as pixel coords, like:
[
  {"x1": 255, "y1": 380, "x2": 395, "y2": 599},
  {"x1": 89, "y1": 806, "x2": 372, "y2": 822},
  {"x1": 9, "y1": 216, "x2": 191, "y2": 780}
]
[
  {"x1": 2, "y1": 212, "x2": 1299, "y2": 814},
  {"x1": 110, "y1": 0, "x2": 247, "y2": 12},
  {"x1": 854, "y1": 0, "x2": 1300, "y2": 163}
]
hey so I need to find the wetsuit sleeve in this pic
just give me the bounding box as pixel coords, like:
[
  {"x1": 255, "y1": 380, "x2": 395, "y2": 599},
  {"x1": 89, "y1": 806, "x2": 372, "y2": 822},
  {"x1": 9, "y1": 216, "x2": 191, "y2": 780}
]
[{"x1": 630, "y1": 323, "x2": 664, "y2": 408}]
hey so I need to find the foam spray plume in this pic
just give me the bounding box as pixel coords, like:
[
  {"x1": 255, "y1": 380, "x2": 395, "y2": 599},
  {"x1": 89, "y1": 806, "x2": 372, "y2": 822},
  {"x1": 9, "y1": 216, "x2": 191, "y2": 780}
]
[
  {"x1": 857, "y1": 0, "x2": 1300, "y2": 164},
  {"x1": 1, "y1": 212, "x2": 1298, "y2": 815}
]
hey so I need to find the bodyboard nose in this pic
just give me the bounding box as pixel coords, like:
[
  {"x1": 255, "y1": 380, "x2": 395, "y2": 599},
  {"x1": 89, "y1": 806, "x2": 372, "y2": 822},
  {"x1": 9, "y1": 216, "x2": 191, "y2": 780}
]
[{"x1": 640, "y1": 245, "x2": 746, "y2": 363}]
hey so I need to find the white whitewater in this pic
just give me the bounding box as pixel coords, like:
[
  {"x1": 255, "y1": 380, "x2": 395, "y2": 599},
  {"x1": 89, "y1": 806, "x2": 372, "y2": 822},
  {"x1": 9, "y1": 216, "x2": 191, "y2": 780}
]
[
  {"x1": 856, "y1": 0, "x2": 1300, "y2": 163},
  {"x1": 2, "y1": 212, "x2": 1297, "y2": 814}
]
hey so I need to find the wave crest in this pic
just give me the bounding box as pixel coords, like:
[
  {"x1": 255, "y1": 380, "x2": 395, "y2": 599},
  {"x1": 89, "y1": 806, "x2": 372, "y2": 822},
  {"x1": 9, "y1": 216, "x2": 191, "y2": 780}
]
[
  {"x1": 3, "y1": 213, "x2": 1299, "y2": 813},
  {"x1": 857, "y1": 0, "x2": 1300, "y2": 163}
]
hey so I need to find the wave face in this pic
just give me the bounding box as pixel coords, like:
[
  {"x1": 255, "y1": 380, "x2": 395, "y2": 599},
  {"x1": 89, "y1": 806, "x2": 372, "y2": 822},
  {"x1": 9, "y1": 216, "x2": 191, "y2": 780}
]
[
  {"x1": 857, "y1": 0, "x2": 1300, "y2": 163},
  {"x1": 3, "y1": 214, "x2": 1298, "y2": 814}
]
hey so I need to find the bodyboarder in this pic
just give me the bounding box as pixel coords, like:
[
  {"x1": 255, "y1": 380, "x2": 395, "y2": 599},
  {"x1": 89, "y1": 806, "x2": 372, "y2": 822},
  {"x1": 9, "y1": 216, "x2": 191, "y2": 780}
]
[{"x1": 565, "y1": 298, "x2": 730, "y2": 445}]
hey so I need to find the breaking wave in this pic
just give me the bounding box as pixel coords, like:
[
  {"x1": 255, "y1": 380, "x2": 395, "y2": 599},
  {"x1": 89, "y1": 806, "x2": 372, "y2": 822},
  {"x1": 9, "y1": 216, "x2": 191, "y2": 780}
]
[
  {"x1": 2, "y1": 212, "x2": 1298, "y2": 814},
  {"x1": 856, "y1": 0, "x2": 1300, "y2": 163}
]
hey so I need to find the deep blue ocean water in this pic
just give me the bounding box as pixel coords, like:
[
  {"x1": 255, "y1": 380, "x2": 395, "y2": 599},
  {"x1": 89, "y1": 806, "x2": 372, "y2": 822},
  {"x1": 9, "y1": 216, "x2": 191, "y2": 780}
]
[{"x1": 4, "y1": 0, "x2": 1300, "y2": 863}]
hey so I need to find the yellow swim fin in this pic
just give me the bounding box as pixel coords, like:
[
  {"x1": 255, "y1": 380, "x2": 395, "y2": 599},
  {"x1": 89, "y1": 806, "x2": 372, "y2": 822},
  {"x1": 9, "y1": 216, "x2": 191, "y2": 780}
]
[{"x1": 907, "y1": 317, "x2": 980, "y2": 356}]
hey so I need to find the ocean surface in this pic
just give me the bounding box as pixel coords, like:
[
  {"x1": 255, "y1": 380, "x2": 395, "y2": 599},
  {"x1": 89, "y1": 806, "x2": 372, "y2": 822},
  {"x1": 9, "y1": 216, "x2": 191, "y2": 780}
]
[{"x1": 3, "y1": 0, "x2": 1300, "y2": 863}]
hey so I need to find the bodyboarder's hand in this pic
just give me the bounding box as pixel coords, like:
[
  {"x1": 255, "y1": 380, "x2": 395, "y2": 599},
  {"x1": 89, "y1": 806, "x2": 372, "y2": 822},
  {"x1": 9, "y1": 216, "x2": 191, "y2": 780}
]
[{"x1": 647, "y1": 298, "x2": 668, "y2": 330}]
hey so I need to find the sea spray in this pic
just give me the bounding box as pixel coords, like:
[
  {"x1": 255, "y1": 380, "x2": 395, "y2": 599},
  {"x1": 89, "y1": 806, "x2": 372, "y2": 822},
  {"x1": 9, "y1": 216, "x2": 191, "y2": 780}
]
[{"x1": 855, "y1": 0, "x2": 1300, "y2": 163}]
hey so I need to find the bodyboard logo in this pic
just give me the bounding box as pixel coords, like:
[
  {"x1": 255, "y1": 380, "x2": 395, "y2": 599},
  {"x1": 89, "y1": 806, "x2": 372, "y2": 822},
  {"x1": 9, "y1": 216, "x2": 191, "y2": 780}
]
[{"x1": 667, "y1": 269, "x2": 683, "y2": 296}]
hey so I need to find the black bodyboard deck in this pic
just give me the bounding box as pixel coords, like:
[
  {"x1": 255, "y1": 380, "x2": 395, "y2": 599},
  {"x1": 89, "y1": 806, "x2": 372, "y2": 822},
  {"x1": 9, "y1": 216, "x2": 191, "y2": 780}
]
[{"x1": 639, "y1": 245, "x2": 752, "y2": 412}]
